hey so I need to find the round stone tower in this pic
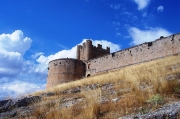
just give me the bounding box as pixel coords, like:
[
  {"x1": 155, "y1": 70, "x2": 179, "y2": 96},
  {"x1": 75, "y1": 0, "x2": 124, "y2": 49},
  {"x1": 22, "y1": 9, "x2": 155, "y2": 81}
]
[
  {"x1": 86, "y1": 40, "x2": 93, "y2": 60},
  {"x1": 46, "y1": 58, "x2": 86, "y2": 89}
]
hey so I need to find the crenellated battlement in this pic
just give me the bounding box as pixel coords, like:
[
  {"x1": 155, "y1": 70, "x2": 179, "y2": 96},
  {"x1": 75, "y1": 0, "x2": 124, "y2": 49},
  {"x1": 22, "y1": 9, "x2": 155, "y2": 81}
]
[{"x1": 76, "y1": 40, "x2": 110, "y2": 61}]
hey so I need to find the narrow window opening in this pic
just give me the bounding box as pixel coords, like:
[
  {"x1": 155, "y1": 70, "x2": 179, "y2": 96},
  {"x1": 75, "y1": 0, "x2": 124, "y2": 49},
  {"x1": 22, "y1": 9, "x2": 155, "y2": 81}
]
[{"x1": 88, "y1": 64, "x2": 90, "y2": 69}]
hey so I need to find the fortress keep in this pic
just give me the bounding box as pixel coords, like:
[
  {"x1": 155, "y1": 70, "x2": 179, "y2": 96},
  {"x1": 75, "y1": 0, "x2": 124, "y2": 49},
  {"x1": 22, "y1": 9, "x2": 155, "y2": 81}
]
[
  {"x1": 46, "y1": 33, "x2": 180, "y2": 89},
  {"x1": 76, "y1": 40, "x2": 110, "y2": 61}
]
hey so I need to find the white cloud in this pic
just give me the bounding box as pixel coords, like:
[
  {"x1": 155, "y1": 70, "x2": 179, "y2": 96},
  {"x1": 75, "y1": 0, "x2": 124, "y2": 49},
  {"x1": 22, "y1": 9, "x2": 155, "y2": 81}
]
[
  {"x1": 129, "y1": 27, "x2": 172, "y2": 45},
  {"x1": 110, "y1": 4, "x2": 121, "y2": 10},
  {"x1": 134, "y1": 0, "x2": 150, "y2": 10},
  {"x1": 31, "y1": 52, "x2": 44, "y2": 59},
  {"x1": 157, "y1": 6, "x2": 164, "y2": 12},
  {"x1": 0, "y1": 50, "x2": 23, "y2": 78},
  {"x1": 0, "y1": 30, "x2": 32, "y2": 79},
  {"x1": 0, "y1": 30, "x2": 46, "y2": 80},
  {"x1": 0, "y1": 30, "x2": 32, "y2": 55},
  {"x1": 0, "y1": 30, "x2": 46, "y2": 99},
  {"x1": 0, "y1": 80, "x2": 45, "y2": 98}
]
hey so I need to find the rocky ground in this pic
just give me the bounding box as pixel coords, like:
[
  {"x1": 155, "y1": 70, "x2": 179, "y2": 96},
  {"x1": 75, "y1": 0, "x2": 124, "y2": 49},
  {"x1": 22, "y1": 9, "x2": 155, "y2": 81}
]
[
  {"x1": 119, "y1": 102, "x2": 180, "y2": 119},
  {"x1": 0, "y1": 86, "x2": 180, "y2": 119},
  {"x1": 0, "y1": 96, "x2": 41, "y2": 119}
]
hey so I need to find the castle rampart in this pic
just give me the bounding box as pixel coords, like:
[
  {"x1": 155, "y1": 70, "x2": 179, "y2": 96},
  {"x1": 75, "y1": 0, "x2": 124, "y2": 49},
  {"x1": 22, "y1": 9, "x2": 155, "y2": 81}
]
[
  {"x1": 85, "y1": 34, "x2": 180, "y2": 76},
  {"x1": 47, "y1": 33, "x2": 180, "y2": 89}
]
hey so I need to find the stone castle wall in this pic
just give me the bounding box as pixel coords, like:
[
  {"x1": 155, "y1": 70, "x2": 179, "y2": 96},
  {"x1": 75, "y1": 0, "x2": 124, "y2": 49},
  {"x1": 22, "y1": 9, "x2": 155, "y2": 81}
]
[
  {"x1": 76, "y1": 40, "x2": 110, "y2": 61},
  {"x1": 46, "y1": 58, "x2": 85, "y2": 89},
  {"x1": 85, "y1": 34, "x2": 180, "y2": 76},
  {"x1": 47, "y1": 33, "x2": 180, "y2": 89}
]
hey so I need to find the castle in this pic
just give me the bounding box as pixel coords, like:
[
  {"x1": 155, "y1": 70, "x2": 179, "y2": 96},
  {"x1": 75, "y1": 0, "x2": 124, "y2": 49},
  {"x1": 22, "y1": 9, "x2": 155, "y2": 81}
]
[{"x1": 46, "y1": 33, "x2": 180, "y2": 89}]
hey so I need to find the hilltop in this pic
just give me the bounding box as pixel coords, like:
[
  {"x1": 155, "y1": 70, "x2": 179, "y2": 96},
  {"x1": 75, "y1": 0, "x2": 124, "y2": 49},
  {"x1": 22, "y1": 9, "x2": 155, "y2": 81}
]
[{"x1": 1, "y1": 55, "x2": 180, "y2": 118}]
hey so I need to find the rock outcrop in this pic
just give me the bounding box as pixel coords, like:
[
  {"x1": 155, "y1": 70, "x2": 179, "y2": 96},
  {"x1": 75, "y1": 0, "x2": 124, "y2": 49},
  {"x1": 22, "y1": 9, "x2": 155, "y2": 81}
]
[{"x1": 0, "y1": 96, "x2": 41, "y2": 118}]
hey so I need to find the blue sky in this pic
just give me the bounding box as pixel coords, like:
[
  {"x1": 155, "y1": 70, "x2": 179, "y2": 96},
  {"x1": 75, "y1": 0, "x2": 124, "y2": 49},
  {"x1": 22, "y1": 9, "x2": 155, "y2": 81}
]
[{"x1": 0, "y1": 0, "x2": 179, "y2": 99}]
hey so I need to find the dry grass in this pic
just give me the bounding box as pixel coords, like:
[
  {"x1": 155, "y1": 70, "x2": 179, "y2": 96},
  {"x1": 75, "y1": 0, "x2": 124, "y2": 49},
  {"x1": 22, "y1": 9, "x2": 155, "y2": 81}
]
[{"x1": 28, "y1": 55, "x2": 180, "y2": 119}]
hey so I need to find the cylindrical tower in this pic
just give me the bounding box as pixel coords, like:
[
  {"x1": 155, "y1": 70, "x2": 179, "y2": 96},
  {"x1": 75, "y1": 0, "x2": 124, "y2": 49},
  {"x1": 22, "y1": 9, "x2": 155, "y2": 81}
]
[
  {"x1": 46, "y1": 58, "x2": 86, "y2": 89},
  {"x1": 85, "y1": 40, "x2": 92, "y2": 60}
]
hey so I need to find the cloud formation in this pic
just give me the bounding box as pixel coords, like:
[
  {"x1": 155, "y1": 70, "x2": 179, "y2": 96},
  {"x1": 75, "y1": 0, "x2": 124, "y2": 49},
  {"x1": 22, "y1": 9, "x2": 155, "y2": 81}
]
[
  {"x1": 0, "y1": 80, "x2": 45, "y2": 98},
  {"x1": 129, "y1": 27, "x2": 172, "y2": 45},
  {"x1": 157, "y1": 6, "x2": 164, "y2": 12},
  {"x1": 0, "y1": 30, "x2": 32, "y2": 55},
  {"x1": 0, "y1": 30, "x2": 121, "y2": 99},
  {"x1": 134, "y1": 0, "x2": 150, "y2": 10},
  {"x1": 0, "y1": 30, "x2": 32, "y2": 79},
  {"x1": 0, "y1": 30, "x2": 46, "y2": 99}
]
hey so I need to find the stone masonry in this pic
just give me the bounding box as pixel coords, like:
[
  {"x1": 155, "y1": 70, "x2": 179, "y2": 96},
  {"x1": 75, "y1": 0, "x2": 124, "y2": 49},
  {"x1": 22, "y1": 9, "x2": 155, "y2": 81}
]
[
  {"x1": 47, "y1": 33, "x2": 180, "y2": 89},
  {"x1": 46, "y1": 58, "x2": 86, "y2": 89}
]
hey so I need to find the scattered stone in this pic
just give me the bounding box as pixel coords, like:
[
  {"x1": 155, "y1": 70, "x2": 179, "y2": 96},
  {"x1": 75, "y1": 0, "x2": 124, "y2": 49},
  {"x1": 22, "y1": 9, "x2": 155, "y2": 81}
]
[
  {"x1": 0, "y1": 100, "x2": 9, "y2": 107},
  {"x1": 100, "y1": 97, "x2": 109, "y2": 104},
  {"x1": 111, "y1": 97, "x2": 119, "y2": 102},
  {"x1": 41, "y1": 92, "x2": 56, "y2": 97},
  {"x1": 59, "y1": 97, "x2": 83, "y2": 108},
  {"x1": 102, "y1": 83, "x2": 114, "y2": 90},
  {"x1": 166, "y1": 75, "x2": 178, "y2": 80},
  {"x1": 171, "y1": 64, "x2": 180, "y2": 70},
  {"x1": 84, "y1": 84, "x2": 100, "y2": 91},
  {"x1": 119, "y1": 88, "x2": 131, "y2": 93},
  {"x1": 71, "y1": 86, "x2": 81, "y2": 93},
  {"x1": 118, "y1": 102, "x2": 180, "y2": 119},
  {"x1": 0, "y1": 96, "x2": 41, "y2": 114}
]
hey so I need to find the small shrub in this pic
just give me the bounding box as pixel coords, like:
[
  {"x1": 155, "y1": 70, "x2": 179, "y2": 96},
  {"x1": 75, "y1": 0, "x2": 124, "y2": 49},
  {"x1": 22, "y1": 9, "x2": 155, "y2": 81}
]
[
  {"x1": 45, "y1": 101, "x2": 55, "y2": 108},
  {"x1": 160, "y1": 36, "x2": 164, "y2": 39},
  {"x1": 175, "y1": 72, "x2": 180, "y2": 79},
  {"x1": 147, "y1": 94, "x2": 164, "y2": 106},
  {"x1": 174, "y1": 84, "x2": 180, "y2": 94},
  {"x1": 140, "y1": 107, "x2": 149, "y2": 114}
]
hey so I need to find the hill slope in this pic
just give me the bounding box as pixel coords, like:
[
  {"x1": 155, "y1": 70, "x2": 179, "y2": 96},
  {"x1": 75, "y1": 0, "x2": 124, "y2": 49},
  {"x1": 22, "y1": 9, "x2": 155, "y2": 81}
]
[{"x1": 1, "y1": 55, "x2": 180, "y2": 119}]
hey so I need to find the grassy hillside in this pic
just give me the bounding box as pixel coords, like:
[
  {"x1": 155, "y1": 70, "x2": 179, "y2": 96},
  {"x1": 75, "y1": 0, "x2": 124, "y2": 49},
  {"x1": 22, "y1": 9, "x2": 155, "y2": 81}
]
[{"x1": 30, "y1": 55, "x2": 180, "y2": 118}]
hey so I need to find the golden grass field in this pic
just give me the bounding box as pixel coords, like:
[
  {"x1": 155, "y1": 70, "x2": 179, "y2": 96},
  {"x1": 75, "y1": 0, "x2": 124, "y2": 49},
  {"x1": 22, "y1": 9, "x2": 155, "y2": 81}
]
[{"x1": 29, "y1": 55, "x2": 180, "y2": 119}]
